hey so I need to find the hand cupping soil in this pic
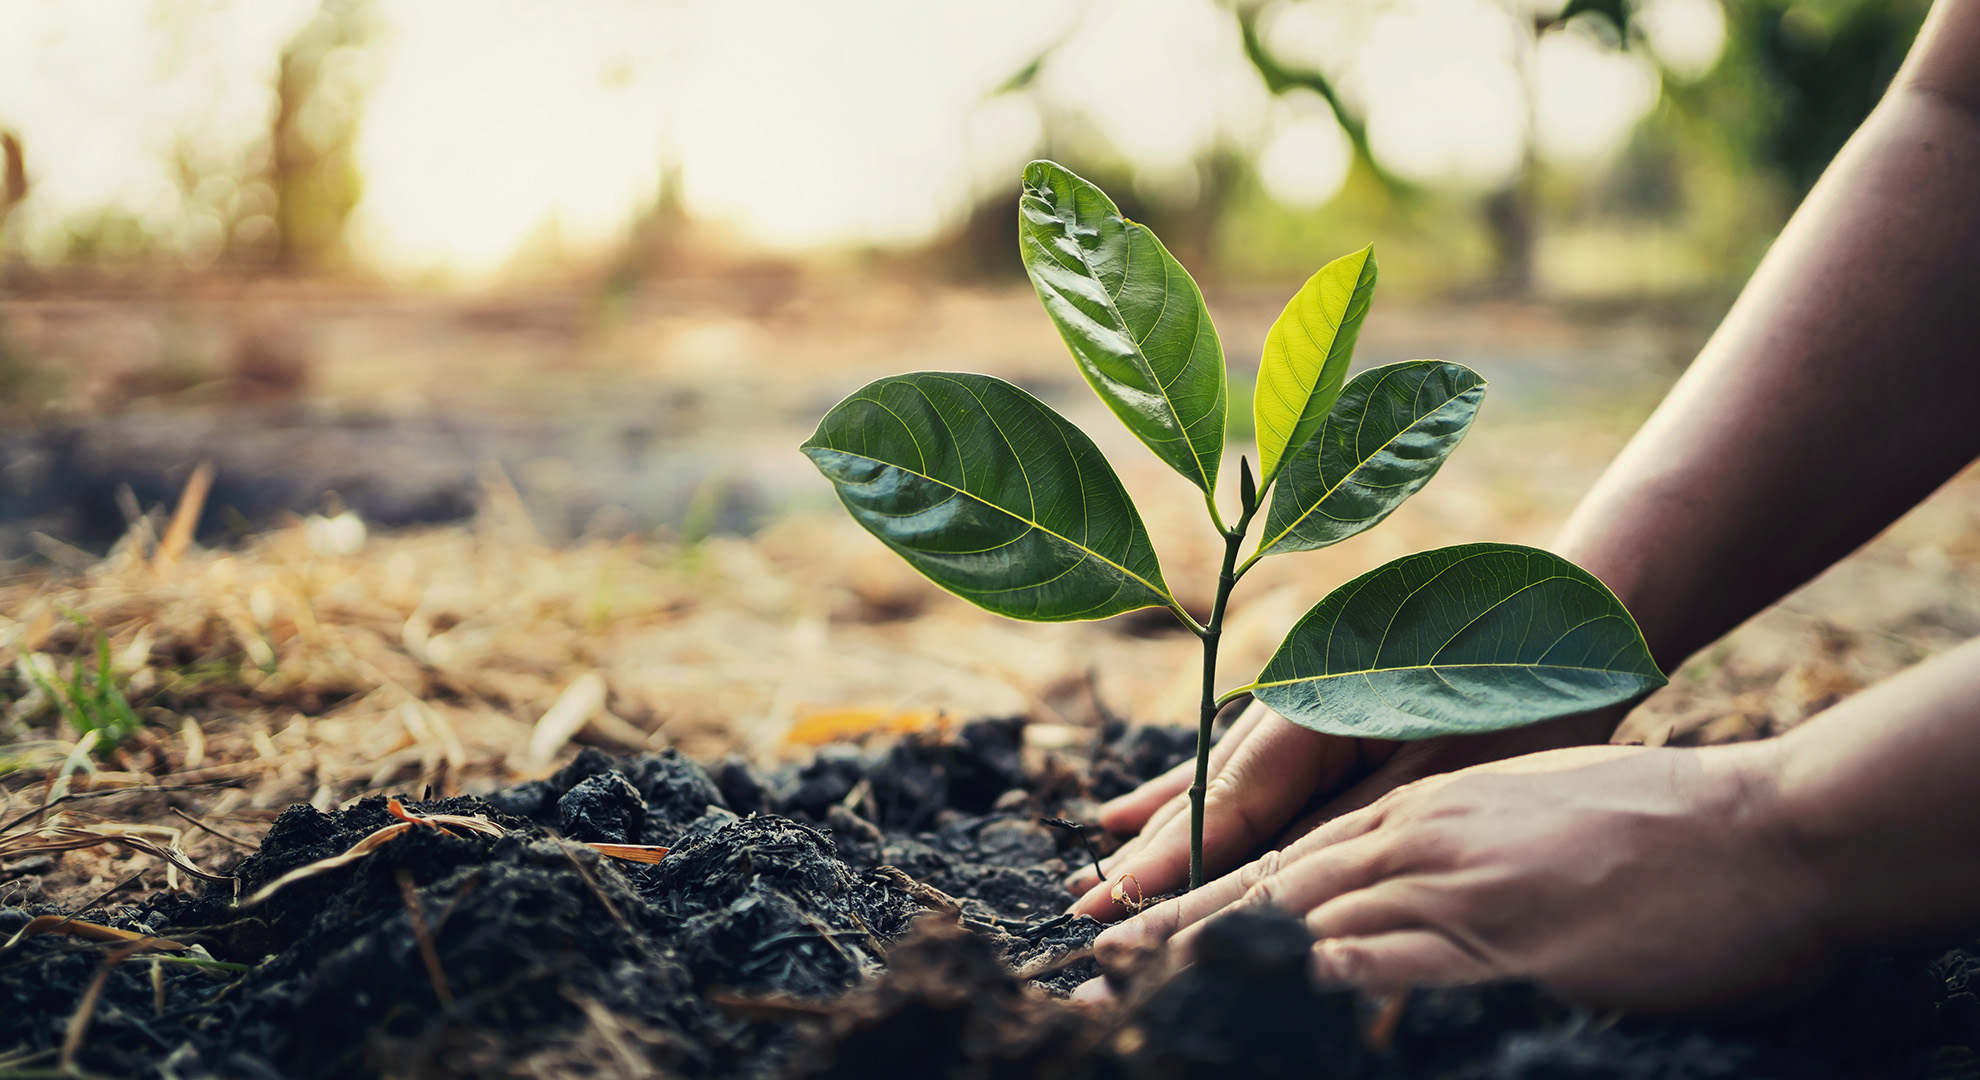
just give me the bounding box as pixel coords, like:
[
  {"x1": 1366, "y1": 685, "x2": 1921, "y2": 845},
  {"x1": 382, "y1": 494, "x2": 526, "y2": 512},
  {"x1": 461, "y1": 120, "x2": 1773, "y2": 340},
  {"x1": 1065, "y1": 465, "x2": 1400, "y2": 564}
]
[{"x1": 3, "y1": 718, "x2": 1978, "y2": 1079}]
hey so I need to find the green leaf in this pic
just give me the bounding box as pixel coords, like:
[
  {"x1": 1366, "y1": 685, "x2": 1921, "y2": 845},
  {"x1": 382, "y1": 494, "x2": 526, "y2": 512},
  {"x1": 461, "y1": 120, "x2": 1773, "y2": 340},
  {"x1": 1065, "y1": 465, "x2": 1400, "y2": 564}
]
[
  {"x1": 1252, "y1": 361, "x2": 1485, "y2": 559},
  {"x1": 1246, "y1": 543, "x2": 1666, "y2": 740},
  {"x1": 1018, "y1": 160, "x2": 1226, "y2": 496},
  {"x1": 1253, "y1": 245, "x2": 1377, "y2": 488},
  {"x1": 802, "y1": 371, "x2": 1174, "y2": 622}
]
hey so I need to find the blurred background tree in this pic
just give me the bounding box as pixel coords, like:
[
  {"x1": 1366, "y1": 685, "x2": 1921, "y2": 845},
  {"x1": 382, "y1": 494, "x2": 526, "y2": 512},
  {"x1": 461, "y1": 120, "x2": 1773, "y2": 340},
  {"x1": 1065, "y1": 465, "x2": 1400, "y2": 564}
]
[{"x1": 0, "y1": 0, "x2": 1933, "y2": 297}]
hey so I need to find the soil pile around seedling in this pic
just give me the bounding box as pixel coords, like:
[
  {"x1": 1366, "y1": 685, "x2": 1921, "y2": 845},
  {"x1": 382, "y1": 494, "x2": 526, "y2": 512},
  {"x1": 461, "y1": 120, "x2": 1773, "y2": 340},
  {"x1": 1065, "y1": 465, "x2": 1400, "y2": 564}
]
[{"x1": 5, "y1": 718, "x2": 1980, "y2": 1079}]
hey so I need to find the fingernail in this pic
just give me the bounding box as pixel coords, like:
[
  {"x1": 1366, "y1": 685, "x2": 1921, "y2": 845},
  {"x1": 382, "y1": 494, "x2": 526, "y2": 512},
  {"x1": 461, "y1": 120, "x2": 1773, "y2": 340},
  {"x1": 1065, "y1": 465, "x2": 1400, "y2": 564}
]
[
  {"x1": 1070, "y1": 976, "x2": 1116, "y2": 1004},
  {"x1": 1311, "y1": 939, "x2": 1355, "y2": 983}
]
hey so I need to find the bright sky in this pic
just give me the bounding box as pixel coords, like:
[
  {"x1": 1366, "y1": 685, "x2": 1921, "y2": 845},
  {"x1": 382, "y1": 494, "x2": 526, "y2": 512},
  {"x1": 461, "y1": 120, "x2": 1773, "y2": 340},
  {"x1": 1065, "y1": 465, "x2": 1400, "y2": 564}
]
[{"x1": 0, "y1": 0, "x2": 1724, "y2": 280}]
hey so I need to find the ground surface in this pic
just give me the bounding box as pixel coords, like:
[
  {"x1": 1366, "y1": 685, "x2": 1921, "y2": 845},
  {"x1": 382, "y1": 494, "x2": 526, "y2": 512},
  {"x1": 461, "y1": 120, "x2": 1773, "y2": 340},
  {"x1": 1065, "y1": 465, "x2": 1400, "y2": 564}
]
[{"x1": 3, "y1": 278, "x2": 1980, "y2": 1076}]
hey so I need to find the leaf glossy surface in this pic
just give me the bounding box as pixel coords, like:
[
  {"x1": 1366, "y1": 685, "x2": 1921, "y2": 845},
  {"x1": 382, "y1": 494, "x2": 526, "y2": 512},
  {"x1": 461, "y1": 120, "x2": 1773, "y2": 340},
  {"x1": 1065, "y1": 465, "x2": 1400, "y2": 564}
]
[
  {"x1": 1254, "y1": 245, "x2": 1378, "y2": 487},
  {"x1": 1254, "y1": 361, "x2": 1485, "y2": 559},
  {"x1": 802, "y1": 371, "x2": 1173, "y2": 622},
  {"x1": 1249, "y1": 543, "x2": 1666, "y2": 739},
  {"x1": 1019, "y1": 160, "x2": 1226, "y2": 495}
]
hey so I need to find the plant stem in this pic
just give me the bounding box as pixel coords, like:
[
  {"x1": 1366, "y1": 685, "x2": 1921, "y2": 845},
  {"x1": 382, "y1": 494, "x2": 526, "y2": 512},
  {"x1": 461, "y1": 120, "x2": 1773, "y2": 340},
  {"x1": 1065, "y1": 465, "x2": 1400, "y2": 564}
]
[{"x1": 1188, "y1": 501, "x2": 1255, "y2": 890}]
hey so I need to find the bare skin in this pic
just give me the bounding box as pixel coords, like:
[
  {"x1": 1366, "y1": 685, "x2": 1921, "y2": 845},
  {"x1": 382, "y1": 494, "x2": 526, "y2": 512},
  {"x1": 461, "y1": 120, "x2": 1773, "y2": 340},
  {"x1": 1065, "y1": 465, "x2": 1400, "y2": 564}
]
[
  {"x1": 1100, "y1": 638, "x2": 1980, "y2": 1011},
  {"x1": 1071, "y1": 0, "x2": 1980, "y2": 1007}
]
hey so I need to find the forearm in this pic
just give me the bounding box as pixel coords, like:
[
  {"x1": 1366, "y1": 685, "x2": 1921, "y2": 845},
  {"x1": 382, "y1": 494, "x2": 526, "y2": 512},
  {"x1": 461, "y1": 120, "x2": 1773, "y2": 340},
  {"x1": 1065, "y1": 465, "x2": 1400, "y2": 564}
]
[
  {"x1": 1762, "y1": 636, "x2": 1980, "y2": 949},
  {"x1": 1555, "y1": 2, "x2": 1980, "y2": 672}
]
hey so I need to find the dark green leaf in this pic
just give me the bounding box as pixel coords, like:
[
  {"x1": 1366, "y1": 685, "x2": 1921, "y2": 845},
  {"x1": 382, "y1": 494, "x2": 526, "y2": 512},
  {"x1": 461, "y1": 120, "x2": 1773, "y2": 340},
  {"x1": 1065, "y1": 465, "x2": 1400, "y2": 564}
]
[
  {"x1": 1253, "y1": 245, "x2": 1378, "y2": 488},
  {"x1": 1247, "y1": 543, "x2": 1665, "y2": 739},
  {"x1": 802, "y1": 371, "x2": 1174, "y2": 622},
  {"x1": 1019, "y1": 160, "x2": 1226, "y2": 495},
  {"x1": 1253, "y1": 361, "x2": 1484, "y2": 559}
]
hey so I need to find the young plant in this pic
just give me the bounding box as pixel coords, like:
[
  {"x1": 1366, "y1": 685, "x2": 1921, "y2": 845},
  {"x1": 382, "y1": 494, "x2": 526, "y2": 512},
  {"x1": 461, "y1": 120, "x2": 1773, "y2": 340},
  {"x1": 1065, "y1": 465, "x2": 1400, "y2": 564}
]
[
  {"x1": 24, "y1": 630, "x2": 144, "y2": 757},
  {"x1": 803, "y1": 162, "x2": 1666, "y2": 890}
]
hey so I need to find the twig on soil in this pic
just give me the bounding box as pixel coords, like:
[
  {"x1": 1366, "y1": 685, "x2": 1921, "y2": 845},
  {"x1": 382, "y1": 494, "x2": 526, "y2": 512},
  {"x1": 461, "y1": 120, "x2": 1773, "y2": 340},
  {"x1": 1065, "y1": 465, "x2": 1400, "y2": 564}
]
[
  {"x1": 397, "y1": 869, "x2": 455, "y2": 1008},
  {"x1": 152, "y1": 461, "x2": 214, "y2": 571},
  {"x1": 60, "y1": 940, "x2": 146, "y2": 1076},
  {"x1": 706, "y1": 989, "x2": 834, "y2": 1020},
  {"x1": 0, "y1": 782, "x2": 243, "y2": 841},
  {"x1": 53, "y1": 868, "x2": 150, "y2": 930},
  {"x1": 166, "y1": 807, "x2": 256, "y2": 850},
  {"x1": 1011, "y1": 944, "x2": 1095, "y2": 982},
  {"x1": 1366, "y1": 995, "x2": 1406, "y2": 1052},
  {"x1": 0, "y1": 827, "x2": 229, "y2": 890},
  {"x1": 1038, "y1": 817, "x2": 1105, "y2": 884},
  {"x1": 1109, "y1": 873, "x2": 1144, "y2": 915},
  {"x1": 2, "y1": 916, "x2": 188, "y2": 953},
  {"x1": 549, "y1": 838, "x2": 635, "y2": 939},
  {"x1": 240, "y1": 821, "x2": 414, "y2": 906},
  {"x1": 871, "y1": 865, "x2": 963, "y2": 920},
  {"x1": 426, "y1": 871, "x2": 483, "y2": 940},
  {"x1": 384, "y1": 797, "x2": 504, "y2": 838},
  {"x1": 584, "y1": 842, "x2": 670, "y2": 864},
  {"x1": 797, "y1": 910, "x2": 857, "y2": 966}
]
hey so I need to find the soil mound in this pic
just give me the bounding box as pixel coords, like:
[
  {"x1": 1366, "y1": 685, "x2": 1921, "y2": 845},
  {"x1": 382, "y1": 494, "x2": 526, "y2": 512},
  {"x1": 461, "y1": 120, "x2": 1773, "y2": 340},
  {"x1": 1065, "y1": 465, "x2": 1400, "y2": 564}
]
[{"x1": 4, "y1": 719, "x2": 1979, "y2": 1078}]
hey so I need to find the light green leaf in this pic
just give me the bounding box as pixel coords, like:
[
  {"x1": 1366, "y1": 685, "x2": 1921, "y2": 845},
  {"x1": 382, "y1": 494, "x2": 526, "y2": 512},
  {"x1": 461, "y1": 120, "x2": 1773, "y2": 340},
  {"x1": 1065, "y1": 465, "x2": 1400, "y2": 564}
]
[
  {"x1": 1253, "y1": 245, "x2": 1377, "y2": 488},
  {"x1": 802, "y1": 371, "x2": 1174, "y2": 622},
  {"x1": 1252, "y1": 361, "x2": 1485, "y2": 559},
  {"x1": 1246, "y1": 543, "x2": 1666, "y2": 740},
  {"x1": 1018, "y1": 160, "x2": 1226, "y2": 496}
]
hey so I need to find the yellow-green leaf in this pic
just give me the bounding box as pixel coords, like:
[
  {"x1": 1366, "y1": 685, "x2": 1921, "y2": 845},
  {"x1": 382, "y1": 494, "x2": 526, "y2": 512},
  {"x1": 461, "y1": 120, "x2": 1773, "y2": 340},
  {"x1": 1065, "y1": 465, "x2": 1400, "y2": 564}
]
[{"x1": 1254, "y1": 245, "x2": 1377, "y2": 488}]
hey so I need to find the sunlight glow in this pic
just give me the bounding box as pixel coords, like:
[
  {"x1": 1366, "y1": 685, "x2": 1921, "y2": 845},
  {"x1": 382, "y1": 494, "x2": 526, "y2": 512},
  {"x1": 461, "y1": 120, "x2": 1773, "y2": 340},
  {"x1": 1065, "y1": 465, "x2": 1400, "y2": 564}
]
[
  {"x1": 0, "y1": 0, "x2": 1688, "y2": 277},
  {"x1": 1359, "y1": 0, "x2": 1529, "y2": 189},
  {"x1": 0, "y1": 0, "x2": 316, "y2": 263},
  {"x1": 1533, "y1": 22, "x2": 1661, "y2": 168},
  {"x1": 1635, "y1": 0, "x2": 1728, "y2": 82},
  {"x1": 1257, "y1": 90, "x2": 1352, "y2": 208}
]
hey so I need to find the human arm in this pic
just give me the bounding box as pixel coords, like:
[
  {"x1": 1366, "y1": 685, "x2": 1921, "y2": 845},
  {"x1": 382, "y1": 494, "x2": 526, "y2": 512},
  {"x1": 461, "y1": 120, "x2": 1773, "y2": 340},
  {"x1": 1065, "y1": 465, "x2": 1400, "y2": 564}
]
[{"x1": 1069, "y1": 0, "x2": 1980, "y2": 920}]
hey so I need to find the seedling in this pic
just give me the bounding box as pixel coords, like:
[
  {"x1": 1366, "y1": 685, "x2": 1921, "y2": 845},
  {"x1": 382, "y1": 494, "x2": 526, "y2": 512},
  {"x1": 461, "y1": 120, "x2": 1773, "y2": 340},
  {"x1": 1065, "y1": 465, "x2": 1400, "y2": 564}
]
[
  {"x1": 23, "y1": 629, "x2": 144, "y2": 757},
  {"x1": 804, "y1": 162, "x2": 1666, "y2": 890}
]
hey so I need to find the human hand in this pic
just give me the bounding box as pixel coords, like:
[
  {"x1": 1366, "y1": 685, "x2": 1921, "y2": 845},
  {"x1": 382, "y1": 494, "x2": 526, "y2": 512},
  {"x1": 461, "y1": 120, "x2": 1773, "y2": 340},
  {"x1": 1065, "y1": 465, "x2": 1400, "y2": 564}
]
[
  {"x1": 1068, "y1": 701, "x2": 1630, "y2": 921},
  {"x1": 1065, "y1": 700, "x2": 1394, "y2": 918},
  {"x1": 1095, "y1": 741, "x2": 1833, "y2": 1012}
]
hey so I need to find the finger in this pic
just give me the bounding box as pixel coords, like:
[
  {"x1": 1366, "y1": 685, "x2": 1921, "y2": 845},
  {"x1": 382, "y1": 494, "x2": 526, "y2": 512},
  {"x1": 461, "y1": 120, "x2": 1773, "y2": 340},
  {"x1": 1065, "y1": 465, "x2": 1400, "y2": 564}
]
[
  {"x1": 1097, "y1": 702, "x2": 1271, "y2": 834},
  {"x1": 1093, "y1": 849, "x2": 1290, "y2": 967},
  {"x1": 1095, "y1": 759, "x2": 1193, "y2": 837},
  {"x1": 1305, "y1": 878, "x2": 1442, "y2": 941},
  {"x1": 1085, "y1": 704, "x2": 1277, "y2": 876},
  {"x1": 1069, "y1": 707, "x2": 1279, "y2": 893},
  {"x1": 1072, "y1": 718, "x2": 1358, "y2": 916},
  {"x1": 1281, "y1": 798, "x2": 1389, "y2": 861},
  {"x1": 1311, "y1": 930, "x2": 1497, "y2": 992},
  {"x1": 1165, "y1": 832, "x2": 1397, "y2": 960}
]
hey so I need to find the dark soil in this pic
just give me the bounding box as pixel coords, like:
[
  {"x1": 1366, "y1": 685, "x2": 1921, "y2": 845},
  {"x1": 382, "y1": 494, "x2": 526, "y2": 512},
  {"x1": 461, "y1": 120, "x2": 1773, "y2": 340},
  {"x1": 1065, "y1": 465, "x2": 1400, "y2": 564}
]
[{"x1": 5, "y1": 717, "x2": 1980, "y2": 1079}]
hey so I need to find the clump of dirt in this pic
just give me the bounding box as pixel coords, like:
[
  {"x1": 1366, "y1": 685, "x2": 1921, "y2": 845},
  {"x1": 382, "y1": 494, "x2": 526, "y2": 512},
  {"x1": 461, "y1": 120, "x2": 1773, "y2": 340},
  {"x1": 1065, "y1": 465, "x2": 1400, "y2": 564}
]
[{"x1": 5, "y1": 717, "x2": 1980, "y2": 1079}]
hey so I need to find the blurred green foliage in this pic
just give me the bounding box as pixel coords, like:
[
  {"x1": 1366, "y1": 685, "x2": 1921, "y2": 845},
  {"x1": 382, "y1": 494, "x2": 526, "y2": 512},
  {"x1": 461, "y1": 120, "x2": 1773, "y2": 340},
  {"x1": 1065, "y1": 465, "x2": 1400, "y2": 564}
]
[{"x1": 24, "y1": 628, "x2": 145, "y2": 756}]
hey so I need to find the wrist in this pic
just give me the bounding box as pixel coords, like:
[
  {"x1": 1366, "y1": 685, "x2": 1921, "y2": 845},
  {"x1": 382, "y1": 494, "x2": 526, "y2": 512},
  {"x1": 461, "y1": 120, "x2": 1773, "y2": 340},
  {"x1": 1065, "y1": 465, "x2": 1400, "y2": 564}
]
[{"x1": 1702, "y1": 736, "x2": 1840, "y2": 955}]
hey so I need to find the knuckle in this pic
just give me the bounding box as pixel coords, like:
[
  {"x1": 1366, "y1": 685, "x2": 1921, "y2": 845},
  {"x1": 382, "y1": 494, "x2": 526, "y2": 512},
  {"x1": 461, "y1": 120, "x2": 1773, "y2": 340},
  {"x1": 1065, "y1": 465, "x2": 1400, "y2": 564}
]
[
  {"x1": 1240, "y1": 850, "x2": 1285, "y2": 889},
  {"x1": 1240, "y1": 873, "x2": 1285, "y2": 910},
  {"x1": 1314, "y1": 939, "x2": 1363, "y2": 982},
  {"x1": 1203, "y1": 772, "x2": 1241, "y2": 805}
]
